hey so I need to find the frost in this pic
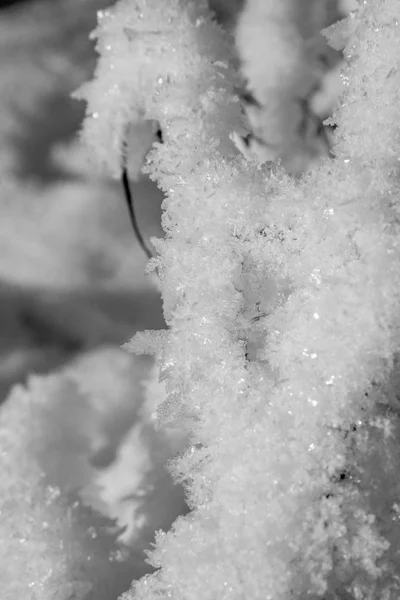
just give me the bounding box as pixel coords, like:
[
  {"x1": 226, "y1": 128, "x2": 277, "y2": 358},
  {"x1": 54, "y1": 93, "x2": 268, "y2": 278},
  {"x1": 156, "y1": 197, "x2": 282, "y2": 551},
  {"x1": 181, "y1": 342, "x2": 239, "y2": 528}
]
[
  {"x1": 2, "y1": 0, "x2": 400, "y2": 598},
  {"x1": 108, "y1": 1, "x2": 400, "y2": 598}
]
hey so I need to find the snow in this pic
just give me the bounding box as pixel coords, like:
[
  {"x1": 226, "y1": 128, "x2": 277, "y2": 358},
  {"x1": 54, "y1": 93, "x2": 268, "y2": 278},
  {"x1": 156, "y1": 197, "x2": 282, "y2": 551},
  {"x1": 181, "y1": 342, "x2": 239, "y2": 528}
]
[{"x1": 2, "y1": 1, "x2": 400, "y2": 599}]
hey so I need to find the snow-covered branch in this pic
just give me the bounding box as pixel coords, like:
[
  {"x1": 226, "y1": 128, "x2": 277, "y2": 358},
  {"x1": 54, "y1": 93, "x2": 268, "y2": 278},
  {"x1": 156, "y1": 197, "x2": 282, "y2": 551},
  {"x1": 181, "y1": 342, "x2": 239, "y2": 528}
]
[{"x1": 2, "y1": 0, "x2": 400, "y2": 598}]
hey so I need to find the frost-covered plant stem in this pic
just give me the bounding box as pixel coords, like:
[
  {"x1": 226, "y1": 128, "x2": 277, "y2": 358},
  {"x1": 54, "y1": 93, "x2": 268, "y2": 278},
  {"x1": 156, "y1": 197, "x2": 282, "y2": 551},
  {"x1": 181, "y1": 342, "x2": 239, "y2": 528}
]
[{"x1": 79, "y1": 0, "x2": 400, "y2": 598}]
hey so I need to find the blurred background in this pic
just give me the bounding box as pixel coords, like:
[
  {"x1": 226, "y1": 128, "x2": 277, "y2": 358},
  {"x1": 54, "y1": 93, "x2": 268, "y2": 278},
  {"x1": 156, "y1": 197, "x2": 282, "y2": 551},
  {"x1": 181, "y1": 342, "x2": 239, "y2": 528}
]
[
  {"x1": 0, "y1": 1, "x2": 189, "y2": 598},
  {"x1": 0, "y1": 0, "x2": 166, "y2": 397}
]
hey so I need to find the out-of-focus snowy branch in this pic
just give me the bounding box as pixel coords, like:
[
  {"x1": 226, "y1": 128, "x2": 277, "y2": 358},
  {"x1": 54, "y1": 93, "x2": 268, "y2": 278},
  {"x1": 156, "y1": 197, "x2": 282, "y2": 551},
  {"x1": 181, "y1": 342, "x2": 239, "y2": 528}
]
[
  {"x1": 0, "y1": 2, "x2": 177, "y2": 598},
  {"x1": 0, "y1": 0, "x2": 111, "y2": 178}
]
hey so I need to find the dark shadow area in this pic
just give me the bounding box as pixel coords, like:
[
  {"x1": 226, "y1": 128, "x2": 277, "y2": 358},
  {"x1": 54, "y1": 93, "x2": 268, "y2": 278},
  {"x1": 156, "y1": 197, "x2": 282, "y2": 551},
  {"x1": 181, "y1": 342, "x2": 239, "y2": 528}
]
[
  {"x1": 0, "y1": 0, "x2": 31, "y2": 7},
  {"x1": 0, "y1": 279, "x2": 165, "y2": 402}
]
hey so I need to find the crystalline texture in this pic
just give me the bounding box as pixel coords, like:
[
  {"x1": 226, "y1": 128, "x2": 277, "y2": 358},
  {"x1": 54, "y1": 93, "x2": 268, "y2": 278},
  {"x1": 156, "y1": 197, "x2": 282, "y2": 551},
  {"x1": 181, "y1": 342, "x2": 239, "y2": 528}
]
[{"x1": 77, "y1": 0, "x2": 400, "y2": 599}]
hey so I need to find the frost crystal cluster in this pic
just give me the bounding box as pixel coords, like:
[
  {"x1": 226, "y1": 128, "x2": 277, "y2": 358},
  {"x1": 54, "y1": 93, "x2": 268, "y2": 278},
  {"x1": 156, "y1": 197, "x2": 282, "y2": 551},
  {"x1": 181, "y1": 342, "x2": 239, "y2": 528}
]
[
  {"x1": 79, "y1": 0, "x2": 400, "y2": 597},
  {"x1": 5, "y1": 0, "x2": 400, "y2": 598}
]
